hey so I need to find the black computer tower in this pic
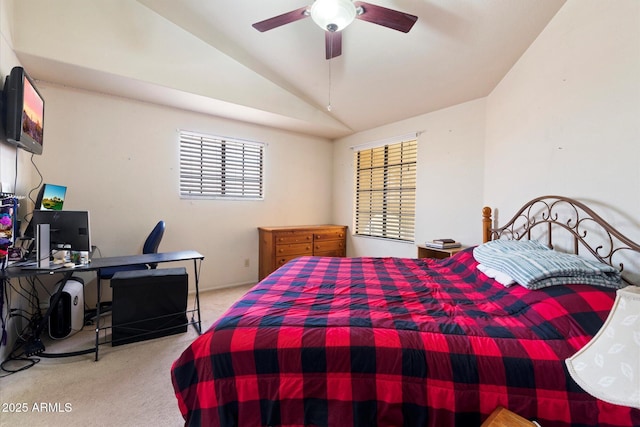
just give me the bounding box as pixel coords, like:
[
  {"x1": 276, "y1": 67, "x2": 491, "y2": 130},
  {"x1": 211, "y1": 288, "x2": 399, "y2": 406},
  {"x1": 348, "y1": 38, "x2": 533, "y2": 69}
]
[
  {"x1": 49, "y1": 277, "x2": 85, "y2": 339},
  {"x1": 110, "y1": 267, "x2": 188, "y2": 346}
]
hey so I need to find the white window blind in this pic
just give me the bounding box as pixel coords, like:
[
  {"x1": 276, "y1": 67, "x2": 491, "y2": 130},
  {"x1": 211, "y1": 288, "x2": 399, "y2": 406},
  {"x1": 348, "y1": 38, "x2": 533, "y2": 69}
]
[
  {"x1": 179, "y1": 131, "x2": 264, "y2": 200},
  {"x1": 354, "y1": 139, "x2": 417, "y2": 241}
]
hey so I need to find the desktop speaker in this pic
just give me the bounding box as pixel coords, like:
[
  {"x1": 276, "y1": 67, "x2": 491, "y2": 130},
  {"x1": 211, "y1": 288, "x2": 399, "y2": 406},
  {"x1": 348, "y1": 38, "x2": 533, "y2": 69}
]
[
  {"x1": 49, "y1": 277, "x2": 85, "y2": 339},
  {"x1": 110, "y1": 267, "x2": 188, "y2": 346}
]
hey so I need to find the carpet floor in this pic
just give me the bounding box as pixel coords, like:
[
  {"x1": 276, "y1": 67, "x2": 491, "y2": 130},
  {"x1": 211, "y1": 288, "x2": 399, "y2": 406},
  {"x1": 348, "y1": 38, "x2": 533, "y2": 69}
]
[{"x1": 0, "y1": 283, "x2": 253, "y2": 427}]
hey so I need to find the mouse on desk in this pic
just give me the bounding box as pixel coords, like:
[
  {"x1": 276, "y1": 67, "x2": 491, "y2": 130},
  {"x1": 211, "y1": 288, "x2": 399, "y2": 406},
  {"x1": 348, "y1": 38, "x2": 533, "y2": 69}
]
[{"x1": 63, "y1": 262, "x2": 76, "y2": 268}]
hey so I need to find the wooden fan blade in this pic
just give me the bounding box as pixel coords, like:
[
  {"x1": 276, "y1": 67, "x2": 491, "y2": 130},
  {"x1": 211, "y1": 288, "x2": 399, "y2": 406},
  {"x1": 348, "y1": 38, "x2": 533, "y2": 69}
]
[
  {"x1": 354, "y1": 1, "x2": 418, "y2": 33},
  {"x1": 252, "y1": 6, "x2": 310, "y2": 32},
  {"x1": 325, "y1": 31, "x2": 342, "y2": 59}
]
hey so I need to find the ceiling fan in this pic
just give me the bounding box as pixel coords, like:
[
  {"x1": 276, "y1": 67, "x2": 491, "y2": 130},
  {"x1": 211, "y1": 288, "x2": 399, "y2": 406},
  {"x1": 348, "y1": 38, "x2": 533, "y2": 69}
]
[{"x1": 252, "y1": 0, "x2": 418, "y2": 59}]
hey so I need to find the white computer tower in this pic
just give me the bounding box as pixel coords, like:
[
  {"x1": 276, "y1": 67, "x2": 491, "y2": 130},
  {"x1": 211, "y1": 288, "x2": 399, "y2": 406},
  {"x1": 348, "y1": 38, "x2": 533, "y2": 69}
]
[{"x1": 49, "y1": 278, "x2": 84, "y2": 339}]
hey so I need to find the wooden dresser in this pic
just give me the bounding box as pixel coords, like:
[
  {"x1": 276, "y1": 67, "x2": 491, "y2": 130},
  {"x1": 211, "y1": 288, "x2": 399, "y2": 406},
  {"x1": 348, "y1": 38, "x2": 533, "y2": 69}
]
[{"x1": 258, "y1": 225, "x2": 347, "y2": 280}]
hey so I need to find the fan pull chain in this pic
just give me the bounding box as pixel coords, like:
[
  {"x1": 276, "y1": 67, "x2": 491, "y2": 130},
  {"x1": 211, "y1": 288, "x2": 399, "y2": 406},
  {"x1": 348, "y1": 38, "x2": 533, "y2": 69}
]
[
  {"x1": 327, "y1": 32, "x2": 333, "y2": 112},
  {"x1": 327, "y1": 61, "x2": 332, "y2": 112}
]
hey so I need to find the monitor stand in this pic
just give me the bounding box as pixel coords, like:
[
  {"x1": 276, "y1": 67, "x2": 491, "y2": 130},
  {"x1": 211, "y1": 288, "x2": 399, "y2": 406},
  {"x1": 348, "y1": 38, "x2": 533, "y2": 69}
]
[
  {"x1": 36, "y1": 223, "x2": 50, "y2": 268},
  {"x1": 21, "y1": 224, "x2": 63, "y2": 271}
]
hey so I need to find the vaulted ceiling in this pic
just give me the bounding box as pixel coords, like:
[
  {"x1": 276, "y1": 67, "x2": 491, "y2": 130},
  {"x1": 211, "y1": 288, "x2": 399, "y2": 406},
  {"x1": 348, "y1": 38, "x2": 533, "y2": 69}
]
[{"x1": 8, "y1": 0, "x2": 566, "y2": 139}]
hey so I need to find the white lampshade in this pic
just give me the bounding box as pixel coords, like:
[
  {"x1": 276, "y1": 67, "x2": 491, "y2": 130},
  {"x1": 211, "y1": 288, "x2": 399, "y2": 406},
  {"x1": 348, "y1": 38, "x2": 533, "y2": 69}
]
[
  {"x1": 310, "y1": 0, "x2": 357, "y2": 32},
  {"x1": 566, "y1": 286, "x2": 640, "y2": 409}
]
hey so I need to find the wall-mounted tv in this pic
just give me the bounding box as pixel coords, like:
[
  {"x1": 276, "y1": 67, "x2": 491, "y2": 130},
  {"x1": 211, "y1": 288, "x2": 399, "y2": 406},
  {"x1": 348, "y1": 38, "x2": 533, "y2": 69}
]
[{"x1": 2, "y1": 66, "x2": 45, "y2": 155}]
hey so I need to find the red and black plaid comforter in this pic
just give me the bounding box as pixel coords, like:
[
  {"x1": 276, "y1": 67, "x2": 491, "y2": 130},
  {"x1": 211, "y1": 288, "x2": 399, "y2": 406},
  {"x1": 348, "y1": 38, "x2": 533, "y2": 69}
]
[{"x1": 171, "y1": 249, "x2": 639, "y2": 426}]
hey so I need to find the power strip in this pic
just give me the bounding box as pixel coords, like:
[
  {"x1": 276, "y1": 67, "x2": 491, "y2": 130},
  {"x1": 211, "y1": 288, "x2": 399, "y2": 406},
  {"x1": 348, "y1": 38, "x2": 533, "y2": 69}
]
[{"x1": 24, "y1": 338, "x2": 45, "y2": 356}]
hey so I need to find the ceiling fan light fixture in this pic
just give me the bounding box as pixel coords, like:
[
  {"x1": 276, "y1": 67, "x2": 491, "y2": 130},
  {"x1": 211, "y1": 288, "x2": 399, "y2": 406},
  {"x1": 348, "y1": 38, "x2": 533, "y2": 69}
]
[{"x1": 310, "y1": 0, "x2": 357, "y2": 32}]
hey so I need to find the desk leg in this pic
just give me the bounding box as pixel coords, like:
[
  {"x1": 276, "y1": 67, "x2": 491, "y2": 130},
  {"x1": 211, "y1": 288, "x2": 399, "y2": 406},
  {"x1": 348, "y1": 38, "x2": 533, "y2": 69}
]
[
  {"x1": 192, "y1": 258, "x2": 202, "y2": 334},
  {"x1": 95, "y1": 277, "x2": 101, "y2": 361}
]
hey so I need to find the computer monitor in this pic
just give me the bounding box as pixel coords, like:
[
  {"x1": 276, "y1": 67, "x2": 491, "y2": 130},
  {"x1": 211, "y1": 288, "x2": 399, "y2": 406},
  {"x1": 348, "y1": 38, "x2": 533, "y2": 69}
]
[{"x1": 28, "y1": 210, "x2": 91, "y2": 252}]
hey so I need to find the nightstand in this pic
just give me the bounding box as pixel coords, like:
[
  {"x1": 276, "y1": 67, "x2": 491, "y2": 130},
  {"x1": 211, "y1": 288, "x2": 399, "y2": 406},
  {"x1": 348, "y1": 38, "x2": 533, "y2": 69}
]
[
  {"x1": 481, "y1": 407, "x2": 537, "y2": 427},
  {"x1": 416, "y1": 244, "x2": 464, "y2": 259}
]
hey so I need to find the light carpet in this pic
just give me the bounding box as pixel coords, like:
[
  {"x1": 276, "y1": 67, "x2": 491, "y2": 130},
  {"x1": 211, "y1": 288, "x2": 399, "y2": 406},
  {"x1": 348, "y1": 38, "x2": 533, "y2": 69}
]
[{"x1": 0, "y1": 284, "x2": 253, "y2": 427}]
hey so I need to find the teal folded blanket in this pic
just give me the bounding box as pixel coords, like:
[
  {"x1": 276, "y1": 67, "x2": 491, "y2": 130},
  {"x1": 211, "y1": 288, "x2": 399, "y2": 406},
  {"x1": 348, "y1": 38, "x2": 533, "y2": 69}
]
[{"x1": 473, "y1": 240, "x2": 622, "y2": 290}]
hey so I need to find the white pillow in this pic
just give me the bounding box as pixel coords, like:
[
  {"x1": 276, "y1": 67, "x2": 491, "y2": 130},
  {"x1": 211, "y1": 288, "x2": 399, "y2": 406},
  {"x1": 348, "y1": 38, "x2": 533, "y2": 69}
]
[{"x1": 477, "y1": 263, "x2": 516, "y2": 287}]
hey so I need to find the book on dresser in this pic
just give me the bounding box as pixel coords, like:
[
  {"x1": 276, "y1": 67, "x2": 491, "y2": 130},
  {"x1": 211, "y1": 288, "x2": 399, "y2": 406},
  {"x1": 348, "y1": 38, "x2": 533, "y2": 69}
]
[{"x1": 423, "y1": 239, "x2": 462, "y2": 249}]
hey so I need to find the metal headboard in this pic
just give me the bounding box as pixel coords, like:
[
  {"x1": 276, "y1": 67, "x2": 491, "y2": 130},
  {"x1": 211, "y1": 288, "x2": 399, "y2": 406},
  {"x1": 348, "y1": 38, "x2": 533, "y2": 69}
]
[{"x1": 482, "y1": 195, "x2": 640, "y2": 286}]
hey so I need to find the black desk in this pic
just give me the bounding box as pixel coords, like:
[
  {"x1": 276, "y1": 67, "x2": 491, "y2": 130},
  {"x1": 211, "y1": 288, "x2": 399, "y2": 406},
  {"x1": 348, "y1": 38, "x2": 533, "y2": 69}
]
[{"x1": 2, "y1": 250, "x2": 204, "y2": 360}]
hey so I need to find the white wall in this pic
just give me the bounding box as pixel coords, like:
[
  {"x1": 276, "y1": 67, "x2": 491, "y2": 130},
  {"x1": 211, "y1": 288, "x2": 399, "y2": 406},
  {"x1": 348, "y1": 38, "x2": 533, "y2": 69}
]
[
  {"x1": 35, "y1": 84, "x2": 334, "y2": 290},
  {"x1": 1, "y1": 0, "x2": 336, "y2": 363},
  {"x1": 0, "y1": 0, "x2": 50, "y2": 363},
  {"x1": 2, "y1": 0, "x2": 639, "y2": 363},
  {"x1": 1, "y1": 24, "x2": 334, "y2": 363},
  {"x1": 0, "y1": 0, "x2": 33, "y2": 195},
  {"x1": 484, "y1": 0, "x2": 640, "y2": 239},
  {"x1": 333, "y1": 98, "x2": 486, "y2": 258},
  {"x1": 333, "y1": 0, "x2": 640, "y2": 259},
  {"x1": 10, "y1": 0, "x2": 348, "y2": 136}
]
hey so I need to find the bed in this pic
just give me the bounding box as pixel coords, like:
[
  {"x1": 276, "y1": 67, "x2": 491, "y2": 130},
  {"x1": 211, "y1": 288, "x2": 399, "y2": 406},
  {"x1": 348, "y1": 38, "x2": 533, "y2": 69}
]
[{"x1": 172, "y1": 196, "x2": 640, "y2": 426}]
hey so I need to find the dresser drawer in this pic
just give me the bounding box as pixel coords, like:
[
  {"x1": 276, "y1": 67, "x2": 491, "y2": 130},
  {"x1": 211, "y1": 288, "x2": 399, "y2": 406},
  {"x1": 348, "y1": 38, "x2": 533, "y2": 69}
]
[
  {"x1": 274, "y1": 232, "x2": 313, "y2": 245},
  {"x1": 276, "y1": 242, "x2": 313, "y2": 256},
  {"x1": 314, "y1": 249, "x2": 346, "y2": 257},
  {"x1": 276, "y1": 255, "x2": 303, "y2": 268},
  {"x1": 314, "y1": 240, "x2": 345, "y2": 253},
  {"x1": 314, "y1": 229, "x2": 346, "y2": 240}
]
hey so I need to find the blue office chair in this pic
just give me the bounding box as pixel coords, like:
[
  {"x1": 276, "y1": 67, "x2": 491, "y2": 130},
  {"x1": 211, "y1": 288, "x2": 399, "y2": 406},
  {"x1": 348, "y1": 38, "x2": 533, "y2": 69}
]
[{"x1": 97, "y1": 220, "x2": 165, "y2": 280}]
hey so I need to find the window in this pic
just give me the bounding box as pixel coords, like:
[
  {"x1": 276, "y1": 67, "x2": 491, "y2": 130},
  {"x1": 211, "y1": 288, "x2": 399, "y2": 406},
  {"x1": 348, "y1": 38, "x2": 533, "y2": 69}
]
[
  {"x1": 354, "y1": 139, "x2": 417, "y2": 241},
  {"x1": 179, "y1": 131, "x2": 264, "y2": 200}
]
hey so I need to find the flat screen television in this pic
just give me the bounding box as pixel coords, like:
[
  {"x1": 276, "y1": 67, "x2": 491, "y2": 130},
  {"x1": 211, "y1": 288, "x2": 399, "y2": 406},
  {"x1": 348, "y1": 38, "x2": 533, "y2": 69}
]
[
  {"x1": 2, "y1": 66, "x2": 45, "y2": 155},
  {"x1": 34, "y1": 183, "x2": 67, "y2": 211},
  {"x1": 27, "y1": 210, "x2": 91, "y2": 252}
]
